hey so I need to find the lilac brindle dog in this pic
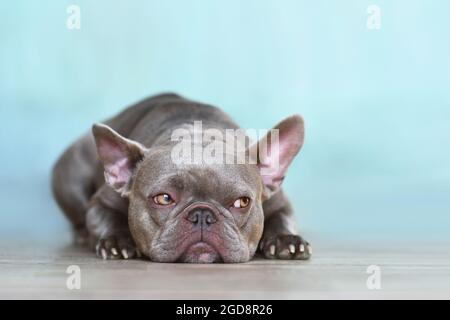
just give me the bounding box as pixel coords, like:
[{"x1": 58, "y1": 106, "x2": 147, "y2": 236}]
[{"x1": 52, "y1": 93, "x2": 311, "y2": 263}]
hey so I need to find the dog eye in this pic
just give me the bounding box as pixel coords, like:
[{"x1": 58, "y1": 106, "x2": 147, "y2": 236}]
[
  {"x1": 153, "y1": 193, "x2": 174, "y2": 205},
  {"x1": 232, "y1": 197, "x2": 250, "y2": 209}
]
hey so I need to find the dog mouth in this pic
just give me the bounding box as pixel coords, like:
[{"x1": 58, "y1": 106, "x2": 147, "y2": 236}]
[{"x1": 178, "y1": 241, "x2": 223, "y2": 263}]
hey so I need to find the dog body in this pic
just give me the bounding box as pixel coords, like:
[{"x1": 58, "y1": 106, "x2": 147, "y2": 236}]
[{"x1": 52, "y1": 93, "x2": 311, "y2": 262}]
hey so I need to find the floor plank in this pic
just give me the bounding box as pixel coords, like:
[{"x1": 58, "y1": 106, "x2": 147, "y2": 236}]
[{"x1": 1, "y1": 241, "x2": 449, "y2": 299}]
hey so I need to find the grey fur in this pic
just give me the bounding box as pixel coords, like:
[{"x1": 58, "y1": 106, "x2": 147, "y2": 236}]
[{"x1": 52, "y1": 93, "x2": 311, "y2": 262}]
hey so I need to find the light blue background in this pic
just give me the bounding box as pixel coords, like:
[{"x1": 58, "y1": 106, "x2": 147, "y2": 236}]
[{"x1": 1, "y1": 0, "x2": 449, "y2": 245}]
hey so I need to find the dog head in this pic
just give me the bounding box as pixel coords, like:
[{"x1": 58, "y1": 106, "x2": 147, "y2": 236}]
[{"x1": 92, "y1": 115, "x2": 304, "y2": 263}]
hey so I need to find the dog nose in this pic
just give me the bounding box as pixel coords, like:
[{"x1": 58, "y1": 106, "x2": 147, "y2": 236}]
[{"x1": 187, "y1": 208, "x2": 217, "y2": 227}]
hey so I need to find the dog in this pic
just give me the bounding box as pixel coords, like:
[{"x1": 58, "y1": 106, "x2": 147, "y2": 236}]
[{"x1": 52, "y1": 93, "x2": 311, "y2": 263}]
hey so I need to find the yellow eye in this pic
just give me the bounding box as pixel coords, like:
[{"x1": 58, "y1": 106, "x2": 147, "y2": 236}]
[
  {"x1": 153, "y1": 194, "x2": 174, "y2": 206},
  {"x1": 232, "y1": 197, "x2": 250, "y2": 209}
]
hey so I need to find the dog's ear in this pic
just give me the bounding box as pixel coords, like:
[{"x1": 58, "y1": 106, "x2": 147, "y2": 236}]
[
  {"x1": 92, "y1": 124, "x2": 146, "y2": 196},
  {"x1": 250, "y1": 115, "x2": 304, "y2": 198}
]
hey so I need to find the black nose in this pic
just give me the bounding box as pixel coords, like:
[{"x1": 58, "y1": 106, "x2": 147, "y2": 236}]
[{"x1": 187, "y1": 208, "x2": 217, "y2": 227}]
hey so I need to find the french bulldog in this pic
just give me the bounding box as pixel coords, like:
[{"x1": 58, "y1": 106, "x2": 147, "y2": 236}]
[{"x1": 52, "y1": 93, "x2": 311, "y2": 263}]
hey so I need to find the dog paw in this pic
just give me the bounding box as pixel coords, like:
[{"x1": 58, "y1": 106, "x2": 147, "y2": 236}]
[
  {"x1": 259, "y1": 234, "x2": 312, "y2": 260},
  {"x1": 95, "y1": 235, "x2": 141, "y2": 260}
]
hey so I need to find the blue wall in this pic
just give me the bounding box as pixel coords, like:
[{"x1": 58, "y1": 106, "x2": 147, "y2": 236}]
[{"x1": 1, "y1": 0, "x2": 449, "y2": 244}]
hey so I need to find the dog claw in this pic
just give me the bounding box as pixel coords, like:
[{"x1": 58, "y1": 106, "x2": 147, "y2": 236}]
[
  {"x1": 121, "y1": 249, "x2": 129, "y2": 259},
  {"x1": 299, "y1": 244, "x2": 305, "y2": 253},
  {"x1": 269, "y1": 245, "x2": 276, "y2": 256},
  {"x1": 101, "y1": 248, "x2": 107, "y2": 260},
  {"x1": 289, "y1": 244, "x2": 296, "y2": 254},
  {"x1": 307, "y1": 245, "x2": 312, "y2": 255},
  {"x1": 111, "y1": 248, "x2": 118, "y2": 255}
]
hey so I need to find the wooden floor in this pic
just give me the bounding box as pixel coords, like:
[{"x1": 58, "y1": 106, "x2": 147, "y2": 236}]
[{"x1": 1, "y1": 240, "x2": 449, "y2": 299}]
